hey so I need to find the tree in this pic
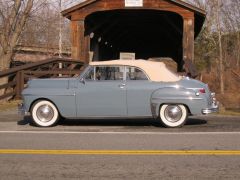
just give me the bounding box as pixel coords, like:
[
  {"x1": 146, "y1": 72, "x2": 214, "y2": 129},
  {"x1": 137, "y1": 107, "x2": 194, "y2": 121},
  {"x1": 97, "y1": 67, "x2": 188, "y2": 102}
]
[
  {"x1": 186, "y1": 0, "x2": 226, "y2": 94},
  {"x1": 0, "y1": 0, "x2": 34, "y2": 71},
  {"x1": 216, "y1": 0, "x2": 224, "y2": 94},
  {"x1": 222, "y1": 0, "x2": 240, "y2": 68},
  {"x1": 18, "y1": 0, "x2": 71, "y2": 55},
  {"x1": 0, "y1": 0, "x2": 34, "y2": 98}
]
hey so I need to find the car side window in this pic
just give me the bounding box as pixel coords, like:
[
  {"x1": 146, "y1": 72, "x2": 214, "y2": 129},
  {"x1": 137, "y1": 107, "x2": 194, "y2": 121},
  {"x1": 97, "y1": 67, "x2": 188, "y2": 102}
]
[
  {"x1": 85, "y1": 66, "x2": 124, "y2": 81},
  {"x1": 126, "y1": 66, "x2": 148, "y2": 80},
  {"x1": 96, "y1": 66, "x2": 123, "y2": 80}
]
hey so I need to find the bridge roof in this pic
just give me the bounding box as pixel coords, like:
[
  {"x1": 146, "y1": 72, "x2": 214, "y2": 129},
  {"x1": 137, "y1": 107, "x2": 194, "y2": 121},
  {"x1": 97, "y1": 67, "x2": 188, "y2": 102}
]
[{"x1": 62, "y1": 0, "x2": 206, "y2": 17}]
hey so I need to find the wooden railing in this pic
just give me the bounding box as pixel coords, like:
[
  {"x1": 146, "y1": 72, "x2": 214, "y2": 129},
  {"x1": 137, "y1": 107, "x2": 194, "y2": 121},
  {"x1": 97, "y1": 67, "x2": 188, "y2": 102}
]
[{"x1": 0, "y1": 57, "x2": 84, "y2": 100}]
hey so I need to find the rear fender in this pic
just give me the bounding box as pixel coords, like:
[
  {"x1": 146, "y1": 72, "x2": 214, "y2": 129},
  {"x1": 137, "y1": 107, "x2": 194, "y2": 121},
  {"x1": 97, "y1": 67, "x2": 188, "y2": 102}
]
[{"x1": 150, "y1": 87, "x2": 206, "y2": 118}]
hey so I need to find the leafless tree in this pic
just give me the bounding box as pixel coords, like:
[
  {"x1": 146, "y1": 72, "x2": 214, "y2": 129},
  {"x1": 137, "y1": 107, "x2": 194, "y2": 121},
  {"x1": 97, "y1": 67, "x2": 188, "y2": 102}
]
[
  {"x1": 222, "y1": 0, "x2": 240, "y2": 68},
  {"x1": 0, "y1": 0, "x2": 34, "y2": 97},
  {"x1": 0, "y1": 0, "x2": 34, "y2": 71},
  {"x1": 19, "y1": 0, "x2": 71, "y2": 55},
  {"x1": 216, "y1": 0, "x2": 224, "y2": 94}
]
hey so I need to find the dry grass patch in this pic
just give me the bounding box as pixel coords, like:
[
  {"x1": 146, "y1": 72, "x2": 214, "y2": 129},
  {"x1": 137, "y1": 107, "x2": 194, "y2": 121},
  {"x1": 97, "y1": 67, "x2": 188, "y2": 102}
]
[
  {"x1": 0, "y1": 100, "x2": 22, "y2": 112},
  {"x1": 219, "y1": 110, "x2": 240, "y2": 116}
]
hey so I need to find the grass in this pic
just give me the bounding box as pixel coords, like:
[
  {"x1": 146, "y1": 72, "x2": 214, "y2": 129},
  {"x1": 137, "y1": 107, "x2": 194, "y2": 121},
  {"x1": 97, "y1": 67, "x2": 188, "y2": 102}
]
[
  {"x1": 0, "y1": 100, "x2": 21, "y2": 112},
  {"x1": 218, "y1": 110, "x2": 240, "y2": 116}
]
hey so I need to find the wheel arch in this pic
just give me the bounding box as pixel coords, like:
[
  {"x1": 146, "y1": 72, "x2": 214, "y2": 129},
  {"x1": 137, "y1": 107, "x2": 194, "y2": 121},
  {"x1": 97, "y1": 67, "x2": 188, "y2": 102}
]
[
  {"x1": 150, "y1": 87, "x2": 195, "y2": 118},
  {"x1": 29, "y1": 98, "x2": 62, "y2": 117}
]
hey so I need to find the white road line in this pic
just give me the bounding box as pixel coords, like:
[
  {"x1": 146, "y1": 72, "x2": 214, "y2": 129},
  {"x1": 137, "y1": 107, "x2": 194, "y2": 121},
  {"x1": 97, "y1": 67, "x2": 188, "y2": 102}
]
[{"x1": 0, "y1": 131, "x2": 240, "y2": 135}]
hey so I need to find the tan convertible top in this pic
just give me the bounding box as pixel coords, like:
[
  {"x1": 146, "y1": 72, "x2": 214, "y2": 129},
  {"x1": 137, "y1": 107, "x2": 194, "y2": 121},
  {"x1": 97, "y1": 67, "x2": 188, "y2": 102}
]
[{"x1": 90, "y1": 60, "x2": 182, "y2": 82}]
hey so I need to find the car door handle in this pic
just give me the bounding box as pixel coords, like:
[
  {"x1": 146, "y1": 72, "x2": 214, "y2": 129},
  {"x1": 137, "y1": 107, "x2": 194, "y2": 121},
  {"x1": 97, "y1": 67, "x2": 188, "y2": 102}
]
[{"x1": 118, "y1": 83, "x2": 126, "y2": 89}]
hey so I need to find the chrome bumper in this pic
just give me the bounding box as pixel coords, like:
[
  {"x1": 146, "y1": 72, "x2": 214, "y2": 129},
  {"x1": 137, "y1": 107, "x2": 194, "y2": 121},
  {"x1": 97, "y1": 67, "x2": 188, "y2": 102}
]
[
  {"x1": 18, "y1": 103, "x2": 29, "y2": 116},
  {"x1": 202, "y1": 101, "x2": 219, "y2": 114}
]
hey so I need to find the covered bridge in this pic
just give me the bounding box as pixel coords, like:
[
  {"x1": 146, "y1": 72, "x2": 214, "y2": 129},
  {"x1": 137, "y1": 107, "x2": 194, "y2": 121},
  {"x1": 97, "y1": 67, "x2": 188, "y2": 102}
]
[{"x1": 62, "y1": 0, "x2": 205, "y2": 73}]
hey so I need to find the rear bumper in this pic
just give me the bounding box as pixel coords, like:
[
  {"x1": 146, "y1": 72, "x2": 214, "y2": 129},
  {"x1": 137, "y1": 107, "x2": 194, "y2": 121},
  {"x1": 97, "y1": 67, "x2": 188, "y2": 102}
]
[{"x1": 202, "y1": 101, "x2": 219, "y2": 114}]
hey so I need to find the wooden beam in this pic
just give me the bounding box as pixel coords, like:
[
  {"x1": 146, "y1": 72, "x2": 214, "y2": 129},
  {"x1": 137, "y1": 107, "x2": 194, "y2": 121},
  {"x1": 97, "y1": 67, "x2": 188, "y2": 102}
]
[
  {"x1": 183, "y1": 15, "x2": 197, "y2": 76},
  {"x1": 71, "y1": 21, "x2": 83, "y2": 60},
  {"x1": 84, "y1": 35, "x2": 90, "y2": 63},
  {"x1": 69, "y1": 0, "x2": 195, "y2": 20},
  {"x1": 183, "y1": 16, "x2": 194, "y2": 62},
  {"x1": 71, "y1": 20, "x2": 90, "y2": 63}
]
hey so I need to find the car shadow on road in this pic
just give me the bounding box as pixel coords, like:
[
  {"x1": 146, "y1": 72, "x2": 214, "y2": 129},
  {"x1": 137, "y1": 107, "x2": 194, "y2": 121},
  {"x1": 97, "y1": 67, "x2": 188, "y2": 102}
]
[
  {"x1": 17, "y1": 116, "x2": 207, "y2": 128},
  {"x1": 185, "y1": 118, "x2": 207, "y2": 126},
  {"x1": 17, "y1": 116, "x2": 32, "y2": 126},
  {"x1": 58, "y1": 117, "x2": 207, "y2": 127}
]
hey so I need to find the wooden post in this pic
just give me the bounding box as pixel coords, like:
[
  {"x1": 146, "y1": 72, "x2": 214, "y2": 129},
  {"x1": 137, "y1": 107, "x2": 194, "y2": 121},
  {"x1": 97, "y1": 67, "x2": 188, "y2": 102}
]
[
  {"x1": 15, "y1": 72, "x2": 20, "y2": 99},
  {"x1": 84, "y1": 35, "x2": 90, "y2": 63},
  {"x1": 71, "y1": 20, "x2": 83, "y2": 60},
  {"x1": 15, "y1": 71, "x2": 24, "y2": 99},
  {"x1": 183, "y1": 16, "x2": 195, "y2": 76},
  {"x1": 71, "y1": 20, "x2": 90, "y2": 64}
]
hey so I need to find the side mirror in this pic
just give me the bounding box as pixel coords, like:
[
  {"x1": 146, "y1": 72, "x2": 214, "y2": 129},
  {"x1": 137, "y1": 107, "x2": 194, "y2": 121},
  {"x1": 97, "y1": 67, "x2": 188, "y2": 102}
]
[{"x1": 80, "y1": 78, "x2": 85, "y2": 85}]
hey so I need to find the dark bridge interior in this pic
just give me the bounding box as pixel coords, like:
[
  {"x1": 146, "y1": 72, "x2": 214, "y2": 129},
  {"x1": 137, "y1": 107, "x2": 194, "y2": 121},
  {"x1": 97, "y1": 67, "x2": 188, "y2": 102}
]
[{"x1": 85, "y1": 9, "x2": 184, "y2": 64}]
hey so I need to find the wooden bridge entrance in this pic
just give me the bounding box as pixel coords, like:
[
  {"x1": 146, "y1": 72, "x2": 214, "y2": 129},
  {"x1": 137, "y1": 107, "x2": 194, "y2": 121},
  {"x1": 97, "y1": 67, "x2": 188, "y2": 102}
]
[{"x1": 62, "y1": 0, "x2": 205, "y2": 74}]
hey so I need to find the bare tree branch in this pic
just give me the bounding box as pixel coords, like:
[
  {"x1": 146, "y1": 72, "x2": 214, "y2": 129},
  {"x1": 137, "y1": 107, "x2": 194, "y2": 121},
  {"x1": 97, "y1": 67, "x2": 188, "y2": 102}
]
[
  {"x1": 10, "y1": 0, "x2": 33, "y2": 48},
  {"x1": 5, "y1": 0, "x2": 21, "y2": 37},
  {"x1": 0, "y1": 0, "x2": 34, "y2": 71}
]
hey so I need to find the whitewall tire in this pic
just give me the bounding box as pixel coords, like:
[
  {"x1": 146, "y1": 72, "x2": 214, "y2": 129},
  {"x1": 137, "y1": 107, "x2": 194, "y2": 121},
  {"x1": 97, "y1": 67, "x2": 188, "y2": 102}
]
[
  {"x1": 31, "y1": 100, "x2": 59, "y2": 127},
  {"x1": 159, "y1": 104, "x2": 188, "y2": 128}
]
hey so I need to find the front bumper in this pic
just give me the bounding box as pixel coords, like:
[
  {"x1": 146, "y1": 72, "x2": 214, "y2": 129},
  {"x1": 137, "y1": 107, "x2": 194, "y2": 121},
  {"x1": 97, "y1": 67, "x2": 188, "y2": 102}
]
[
  {"x1": 18, "y1": 103, "x2": 29, "y2": 116},
  {"x1": 202, "y1": 101, "x2": 219, "y2": 114}
]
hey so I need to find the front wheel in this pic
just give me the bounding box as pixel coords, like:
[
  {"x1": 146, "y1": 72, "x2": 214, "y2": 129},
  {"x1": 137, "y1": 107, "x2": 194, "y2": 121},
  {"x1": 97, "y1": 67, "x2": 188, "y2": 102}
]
[
  {"x1": 31, "y1": 100, "x2": 59, "y2": 127},
  {"x1": 159, "y1": 104, "x2": 188, "y2": 128}
]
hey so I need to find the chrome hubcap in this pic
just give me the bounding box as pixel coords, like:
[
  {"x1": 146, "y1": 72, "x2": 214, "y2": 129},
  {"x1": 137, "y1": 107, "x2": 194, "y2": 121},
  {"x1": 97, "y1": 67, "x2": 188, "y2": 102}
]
[
  {"x1": 164, "y1": 105, "x2": 182, "y2": 123},
  {"x1": 36, "y1": 105, "x2": 54, "y2": 122}
]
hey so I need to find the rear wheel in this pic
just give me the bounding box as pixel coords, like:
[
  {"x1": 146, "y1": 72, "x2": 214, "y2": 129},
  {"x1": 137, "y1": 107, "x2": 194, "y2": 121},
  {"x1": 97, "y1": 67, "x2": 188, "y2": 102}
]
[
  {"x1": 159, "y1": 104, "x2": 188, "y2": 128},
  {"x1": 31, "y1": 100, "x2": 59, "y2": 127}
]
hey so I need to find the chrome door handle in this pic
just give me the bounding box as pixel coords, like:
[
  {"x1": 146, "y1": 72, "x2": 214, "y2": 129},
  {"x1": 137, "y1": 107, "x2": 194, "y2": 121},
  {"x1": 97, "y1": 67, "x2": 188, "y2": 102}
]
[{"x1": 118, "y1": 83, "x2": 126, "y2": 89}]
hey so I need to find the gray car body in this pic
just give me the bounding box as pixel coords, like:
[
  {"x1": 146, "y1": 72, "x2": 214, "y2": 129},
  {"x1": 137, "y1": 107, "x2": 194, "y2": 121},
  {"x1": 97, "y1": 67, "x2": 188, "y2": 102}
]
[{"x1": 21, "y1": 65, "x2": 217, "y2": 119}]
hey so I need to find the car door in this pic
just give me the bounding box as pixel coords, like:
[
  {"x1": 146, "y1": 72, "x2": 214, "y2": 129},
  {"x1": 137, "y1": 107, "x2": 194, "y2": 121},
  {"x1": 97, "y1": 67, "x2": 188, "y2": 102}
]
[
  {"x1": 125, "y1": 66, "x2": 156, "y2": 117},
  {"x1": 76, "y1": 66, "x2": 127, "y2": 117}
]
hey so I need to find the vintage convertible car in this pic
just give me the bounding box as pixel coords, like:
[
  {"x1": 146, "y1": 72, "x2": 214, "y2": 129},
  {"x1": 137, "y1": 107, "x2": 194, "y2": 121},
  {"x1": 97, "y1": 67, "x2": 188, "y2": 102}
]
[{"x1": 19, "y1": 60, "x2": 219, "y2": 128}]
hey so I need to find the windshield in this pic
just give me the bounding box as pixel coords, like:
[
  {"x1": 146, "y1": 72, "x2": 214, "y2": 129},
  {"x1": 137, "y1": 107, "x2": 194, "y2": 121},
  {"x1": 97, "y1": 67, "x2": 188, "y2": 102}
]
[{"x1": 78, "y1": 65, "x2": 91, "y2": 79}]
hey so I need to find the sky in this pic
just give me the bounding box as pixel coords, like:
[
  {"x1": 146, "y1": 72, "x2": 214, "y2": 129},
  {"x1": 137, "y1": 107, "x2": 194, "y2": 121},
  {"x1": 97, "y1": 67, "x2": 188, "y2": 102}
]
[{"x1": 63, "y1": 0, "x2": 85, "y2": 9}]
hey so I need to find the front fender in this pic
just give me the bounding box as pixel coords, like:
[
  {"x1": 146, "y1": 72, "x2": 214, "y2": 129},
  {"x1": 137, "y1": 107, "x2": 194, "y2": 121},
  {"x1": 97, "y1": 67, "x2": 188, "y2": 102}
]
[
  {"x1": 150, "y1": 87, "x2": 207, "y2": 118},
  {"x1": 22, "y1": 88, "x2": 77, "y2": 118}
]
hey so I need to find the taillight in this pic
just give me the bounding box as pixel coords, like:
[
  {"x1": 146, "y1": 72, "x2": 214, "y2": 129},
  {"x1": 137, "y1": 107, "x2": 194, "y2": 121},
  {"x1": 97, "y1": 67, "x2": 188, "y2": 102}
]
[{"x1": 199, "y1": 88, "x2": 206, "y2": 93}]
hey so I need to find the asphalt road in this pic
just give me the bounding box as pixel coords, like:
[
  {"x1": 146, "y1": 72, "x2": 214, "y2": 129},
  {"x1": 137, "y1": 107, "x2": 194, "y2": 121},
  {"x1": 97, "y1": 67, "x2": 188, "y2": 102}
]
[{"x1": 0, "y1": 110, "x2": 240, "y2": 179}]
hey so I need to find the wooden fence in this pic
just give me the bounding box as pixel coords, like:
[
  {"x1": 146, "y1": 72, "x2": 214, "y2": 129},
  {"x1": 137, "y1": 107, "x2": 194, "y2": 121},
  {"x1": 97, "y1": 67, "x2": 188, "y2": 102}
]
[{"x1": 0, "y1": 57, "x2": 84, "y2": 100}]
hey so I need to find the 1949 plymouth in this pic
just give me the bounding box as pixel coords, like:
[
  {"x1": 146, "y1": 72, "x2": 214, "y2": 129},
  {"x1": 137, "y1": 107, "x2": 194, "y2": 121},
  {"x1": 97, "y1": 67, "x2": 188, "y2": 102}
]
[{"x1": 19, "y1": 60, "x2": 219, "y2": 128}]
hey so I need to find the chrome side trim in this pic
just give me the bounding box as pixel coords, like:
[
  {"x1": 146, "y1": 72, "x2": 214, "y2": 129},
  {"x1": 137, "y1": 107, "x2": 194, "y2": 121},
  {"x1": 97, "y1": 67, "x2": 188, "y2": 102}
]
[
  {"x1": 152, "y1": 97, "x2": 203, "y2": 100},
  {"x1": 65, "y1": 116, "x2": 153, "y2": 120},
  {"x1": 23, "y1": 94, "x2": 76, "y2": 96}
]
